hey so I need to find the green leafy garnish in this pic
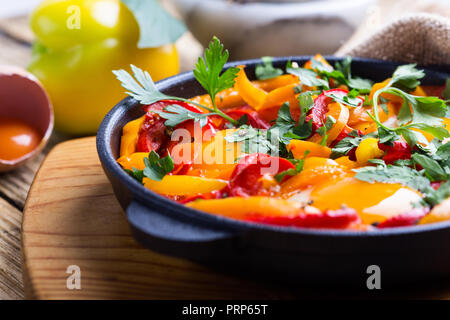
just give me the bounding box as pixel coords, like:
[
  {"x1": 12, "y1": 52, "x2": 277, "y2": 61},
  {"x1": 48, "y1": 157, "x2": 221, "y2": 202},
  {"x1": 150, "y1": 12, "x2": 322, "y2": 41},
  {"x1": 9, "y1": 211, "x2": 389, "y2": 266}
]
[
  {"x1": 286, "y1": 65, "x2": 329, "y2": 88},
  {"x1": 442, "y1": 79, "x2": 450, "y2": 100},
  {"x1": 274, "y1": 151, "x2": 310, "y2": 182},
  {"x1": 391, "y1": 64, "x2": 425, "y2": 90},
  {"x1": 317, "y1": 116, "x2": 336, "y2": 146},
  {"x1": 368, "y1": 64, "x2": 449, "y2": 147},
  {"x1": 255, "y1": 56, "x2": 283, "y2": 80},
  {"x1": 411, "y1": 153, "x2": 447, "y2": 181},
  {"x1": 114, "y1": 37, "x2": 239, "y2": 126},
  {"x1": 324, "y1": 90, "x2": 362, "y2": 108},
  {"x1": 153, "y1": 104, "x2": 213, "y2": 127},
  {"x1": 423, "y1": 180, "x2": 450, "y2": 207},
  {"x1": 354, "y1": 164, "x2": 431, "y2": 194},
  {"x1": 126, "y1": 151, "x2": 174, "y2": 182},
  {"x1": 121, "y1": 0, "x2": 186, "y2": 48},
  {"x1": 330, "y1": 130, "x2": 365, "y2": 159}
]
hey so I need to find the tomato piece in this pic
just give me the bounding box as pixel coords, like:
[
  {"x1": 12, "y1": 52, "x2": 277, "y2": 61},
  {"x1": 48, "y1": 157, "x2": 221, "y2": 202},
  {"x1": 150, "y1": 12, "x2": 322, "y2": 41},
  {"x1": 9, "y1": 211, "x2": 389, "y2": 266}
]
[
  {"x1": 421, "y1": 85, "x2": 446, "y2": 99},
  {"x1": 376, "y1": 207, "x2": 429, "y2": 228},
  {"x1": 378, "y1": 141, "x2": 412, "y2": 164},
  {"x1": 227, "y1": 153, "x2": 295, "y2": 197},
  {"x1": 247, "y1": 207, "x2": 359, "y2": 229}
]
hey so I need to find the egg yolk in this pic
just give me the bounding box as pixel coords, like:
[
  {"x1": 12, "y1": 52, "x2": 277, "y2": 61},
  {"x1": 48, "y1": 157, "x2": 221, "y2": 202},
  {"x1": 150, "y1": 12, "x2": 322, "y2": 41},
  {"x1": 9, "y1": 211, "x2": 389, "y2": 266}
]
[
  {"x1": 0, "y1": 118, "x2": 41, "y2": 161},
  {"x1": 310, "y1": 177, "x2": 422, "y2": 225}
]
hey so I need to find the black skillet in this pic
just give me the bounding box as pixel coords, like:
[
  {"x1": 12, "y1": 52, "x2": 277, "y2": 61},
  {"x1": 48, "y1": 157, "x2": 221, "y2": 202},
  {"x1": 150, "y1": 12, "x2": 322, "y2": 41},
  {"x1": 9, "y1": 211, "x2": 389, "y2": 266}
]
[{"x1": 97, "y1": 57, "x2": 450, "y2": 288}]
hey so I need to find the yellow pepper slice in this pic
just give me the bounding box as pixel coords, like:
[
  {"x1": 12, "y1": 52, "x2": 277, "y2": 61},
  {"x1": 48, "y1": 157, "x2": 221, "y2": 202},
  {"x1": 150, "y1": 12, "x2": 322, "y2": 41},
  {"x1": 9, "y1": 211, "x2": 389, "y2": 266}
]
[
  {"x1": 287, "y1": 140, "x2": 332, "y2": 159},
  {"x1": 117, "y1": 152, "x2": 148, "y2": 171},
  {"x1": 234, "y1": 66, "x2": 267, "y2": 109},
  {"x1": 419, "y1": 198, "x2": 450, "y2": 225},
  {"x1": 355, "y1": 138, "x2": 384, "y2": 165},
  {"x1": 143, "y1": 176, "x2": 227, "y2": 196},
  {"x1": 257, "y1": 82, "x2": 300, "y2": 111},
  {"x1": 120, "y1": 115, "x2": 145, "y2": 157},
  {"x1": 186, "y1": 196, "x2": 304, "y2": 219}
]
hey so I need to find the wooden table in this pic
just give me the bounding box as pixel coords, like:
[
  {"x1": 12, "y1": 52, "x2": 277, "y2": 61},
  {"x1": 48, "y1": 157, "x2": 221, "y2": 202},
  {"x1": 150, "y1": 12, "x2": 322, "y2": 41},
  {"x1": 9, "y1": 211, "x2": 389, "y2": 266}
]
[{"x1": 0, "y1": 0, "x2": 449, "y2": 300}]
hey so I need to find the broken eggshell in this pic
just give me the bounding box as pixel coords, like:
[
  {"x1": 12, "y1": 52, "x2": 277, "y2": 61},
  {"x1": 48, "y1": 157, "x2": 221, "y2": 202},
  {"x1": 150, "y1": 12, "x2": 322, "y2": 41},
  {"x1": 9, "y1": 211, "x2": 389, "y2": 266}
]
[{"x1": 0, "y1": 65, "x2": 53, "y2": 172}]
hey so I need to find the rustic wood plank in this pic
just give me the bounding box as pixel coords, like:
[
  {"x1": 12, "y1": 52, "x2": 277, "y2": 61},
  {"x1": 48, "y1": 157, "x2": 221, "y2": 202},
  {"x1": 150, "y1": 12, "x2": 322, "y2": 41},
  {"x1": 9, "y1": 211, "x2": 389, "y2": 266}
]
[
  {"x1": 0, "y1": 132, "x2": 67, "y2": 210},
  {"x1": 0, "y1": 16, "x2": 33, "y2": 44},
  {"x1": 0, "y1": 198, "x2": 24, "y2": 300}
]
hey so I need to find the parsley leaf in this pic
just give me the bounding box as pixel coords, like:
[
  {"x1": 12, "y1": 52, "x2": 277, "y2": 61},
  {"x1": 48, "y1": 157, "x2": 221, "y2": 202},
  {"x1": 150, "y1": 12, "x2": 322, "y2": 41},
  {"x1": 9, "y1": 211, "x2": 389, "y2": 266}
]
[
  {"x1": 255, "y1": 56, "x2": 283, "y2": 80},
  {"x1": 153, "y1": 104, "x2": 211, "y2": 127},
  {"x1": 324, "y1": 90, "x2": 362, "y2": 108},
  {"x1": 317, "y1": 116, "x2": 336, "y2": 146},
  {"x1": 286, "y1": 66, "x2": 329, "y2": 88},
  {"x1": 411, "y1": 153, "x2": 447, "y2": 181},
  {"x1": 114, "y1": 37, "x2": 239, "y2": 126},
  {"x1": 354, "y1": 164, "x2": 431, "y2": 194},
  {"x1": 423, "y1": 180, "x2": 450, "y2": 207},
  {"x1": 143, "y1": 151, "x2": 174, "y2": 181},
  {"x1": 274, "y1": 151, "x2": 310, "y2": 182},
  {"x1": 391, "y1": 64, "x2": 425, "y2": 90},
  {"x1": 442, "y1": 79, "x2": 450, "y2": 100},
  {"x1": 330, "y1": 130, "x2": 364, "y2": 159},
  {"x1": 126, "y1": 151, "x2": 174, "y2": 182},
  {"x1": 113, "y1": 64, "x2": 172, "y2": 105},
  {"x1": 194, "y1": 37, "x2": 239, "y2": 99}
]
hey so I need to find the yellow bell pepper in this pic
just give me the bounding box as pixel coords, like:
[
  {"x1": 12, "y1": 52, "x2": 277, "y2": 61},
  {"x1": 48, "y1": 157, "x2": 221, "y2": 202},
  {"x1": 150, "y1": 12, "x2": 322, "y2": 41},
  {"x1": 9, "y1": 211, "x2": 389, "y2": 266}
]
[
  {"x1": 143, "y1": 176, "x2": 227, "y2": 196},
  {"x1": 28, "y1": 0, "x2": 180, "y2": 135},
  {"x1": 355, "y1": 138, "x2": 384, "y2": 165},
  {"x1": 287, "y1": 140, "x2": 332, "y2": 159}
]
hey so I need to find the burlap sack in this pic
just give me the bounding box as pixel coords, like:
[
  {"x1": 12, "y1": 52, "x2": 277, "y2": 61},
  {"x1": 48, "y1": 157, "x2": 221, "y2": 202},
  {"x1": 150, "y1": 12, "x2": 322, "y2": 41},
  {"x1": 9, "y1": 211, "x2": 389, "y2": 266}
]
[{"x1": 338, "y1": 13, "x2": 450, "y2": 66}]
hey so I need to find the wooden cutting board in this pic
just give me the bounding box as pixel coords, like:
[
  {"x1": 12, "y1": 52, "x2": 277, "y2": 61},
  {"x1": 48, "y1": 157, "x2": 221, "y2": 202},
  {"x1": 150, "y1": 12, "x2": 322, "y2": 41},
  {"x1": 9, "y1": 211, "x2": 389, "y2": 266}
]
[{"x1": 21, "y1": 137, "x2": 450, "y2": 299}]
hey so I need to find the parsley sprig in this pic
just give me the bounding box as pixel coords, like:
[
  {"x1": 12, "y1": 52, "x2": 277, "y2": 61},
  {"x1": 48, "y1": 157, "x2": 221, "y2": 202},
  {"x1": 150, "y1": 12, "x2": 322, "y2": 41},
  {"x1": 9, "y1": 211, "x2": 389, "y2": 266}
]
[
  {"x1": 114, "y1": 37, "x2": 238, "y2": 127},
  {"x1": 368, "y1": 64, "x2": 449, "y2": 146},
  {"x1": 255, "y1": 56, "x2": 283, "y2": 80},
  {"x1": 125, "y1": 151, "x2": 174, "y2": 182}
]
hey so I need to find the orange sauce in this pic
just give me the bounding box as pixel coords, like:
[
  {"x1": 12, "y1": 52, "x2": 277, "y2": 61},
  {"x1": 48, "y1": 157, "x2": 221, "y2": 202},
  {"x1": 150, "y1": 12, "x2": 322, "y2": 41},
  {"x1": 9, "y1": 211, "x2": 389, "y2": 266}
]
[{"x1": 0, "y1": 117, "x2": 41, "y2": 161}]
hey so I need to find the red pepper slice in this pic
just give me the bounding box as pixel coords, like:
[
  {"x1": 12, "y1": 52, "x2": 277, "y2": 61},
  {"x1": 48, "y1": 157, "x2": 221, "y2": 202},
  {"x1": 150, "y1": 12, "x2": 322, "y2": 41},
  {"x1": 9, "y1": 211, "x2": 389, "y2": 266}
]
[
  {"x1": 305, "y1": 89, "x2": 363, "y2": 134},
  {"x1": 227, "y1": 153, "x2": 295, "y2": 197},
  {"x1": 376, "y1": 207, "x2": 429, "y2": 229},
  {"x1": 224, "y1": 106, "x2": 271, "y2": 129},
  {"x1": 247, "y1": 207, "x2": 359, "y2": 229},
  {"x1": 378, "y1": 141, "x2": 412, "y2": 164}
]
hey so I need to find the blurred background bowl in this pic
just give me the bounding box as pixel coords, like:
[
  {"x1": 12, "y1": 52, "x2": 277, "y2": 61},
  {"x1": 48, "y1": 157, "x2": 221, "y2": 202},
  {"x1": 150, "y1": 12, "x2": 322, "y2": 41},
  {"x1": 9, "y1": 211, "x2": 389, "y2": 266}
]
[
  {"x1": 171, "y1": 0, "x2": 375, "y2": 60},
  {"x1": 0, "y1": 66, "x2": 53, "y2": 172}
]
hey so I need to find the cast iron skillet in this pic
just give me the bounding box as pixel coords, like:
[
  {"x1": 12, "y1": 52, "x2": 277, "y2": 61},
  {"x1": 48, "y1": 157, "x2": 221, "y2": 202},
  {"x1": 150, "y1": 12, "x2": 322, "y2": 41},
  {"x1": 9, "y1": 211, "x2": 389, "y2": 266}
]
[{"x1": 97, "y1": 57, "x2": 450, "y2": 288}]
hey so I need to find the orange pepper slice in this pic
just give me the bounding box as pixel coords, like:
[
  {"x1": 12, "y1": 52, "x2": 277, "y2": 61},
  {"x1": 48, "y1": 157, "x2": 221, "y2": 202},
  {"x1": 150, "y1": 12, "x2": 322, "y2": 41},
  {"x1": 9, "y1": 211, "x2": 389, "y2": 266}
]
[
  {"x1": 257, "y1": 82, "x2": 300, "y2": 111},
  {"x1": 287, "y1": 140, "x2": 332, "y2": 159},
  {"x1": 234, "y1": 66, "x2": 268, "y2": 109},
  {"x1": 309, "y1": 102, "x2": 349, "y2": 146},
  {"x1": 186, "y1": 196, "x2": 306, "y2": 219}
]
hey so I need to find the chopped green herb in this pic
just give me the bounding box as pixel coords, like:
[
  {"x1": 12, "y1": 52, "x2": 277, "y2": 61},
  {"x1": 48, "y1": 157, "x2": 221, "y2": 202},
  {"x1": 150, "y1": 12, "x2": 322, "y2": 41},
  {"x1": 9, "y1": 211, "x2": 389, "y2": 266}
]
[
  {"x1": 274, "y1": 151, "x2": 310, "y2": 182},
  {"x1": 255, "y1": 56, "x2": 283, "y2": 80}
]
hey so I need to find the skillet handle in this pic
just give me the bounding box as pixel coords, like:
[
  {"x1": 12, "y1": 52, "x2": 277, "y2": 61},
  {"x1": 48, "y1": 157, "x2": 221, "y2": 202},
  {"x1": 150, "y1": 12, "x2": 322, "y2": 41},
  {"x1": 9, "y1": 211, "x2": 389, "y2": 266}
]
[{"x1": 126, "y1": 200, "x2": 237, "y2": 244}]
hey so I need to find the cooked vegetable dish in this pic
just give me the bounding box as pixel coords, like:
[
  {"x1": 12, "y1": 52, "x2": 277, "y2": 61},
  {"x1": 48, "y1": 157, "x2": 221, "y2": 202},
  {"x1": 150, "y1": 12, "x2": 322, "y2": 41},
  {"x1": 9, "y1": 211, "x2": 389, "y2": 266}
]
[{"x1": 115, "y1": 37, "x2": 450, "y2": 231}]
